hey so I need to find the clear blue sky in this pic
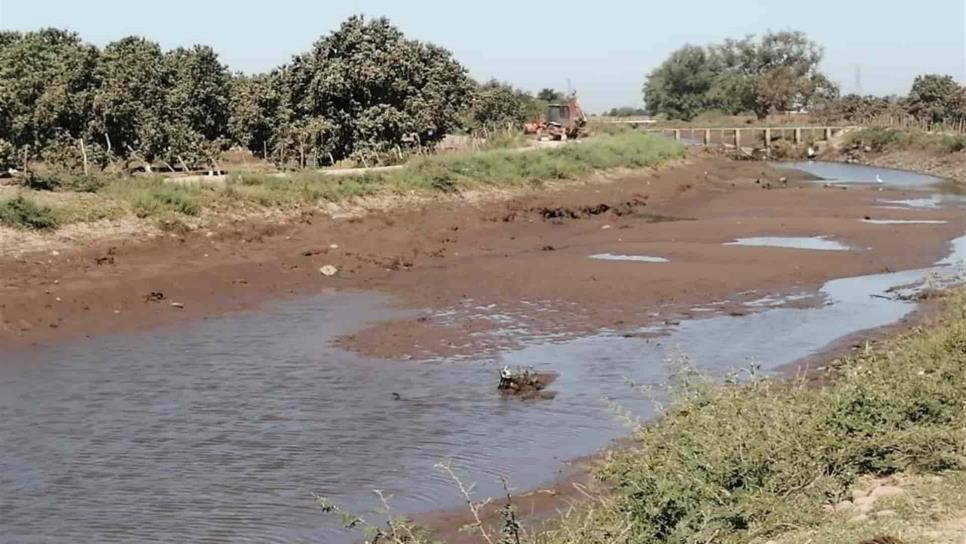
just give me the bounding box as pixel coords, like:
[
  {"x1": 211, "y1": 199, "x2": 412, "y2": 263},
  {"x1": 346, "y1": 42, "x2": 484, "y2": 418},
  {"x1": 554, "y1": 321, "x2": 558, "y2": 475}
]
[{"x1": 1, "y1": 0, "x2": 964, "y2": 113}]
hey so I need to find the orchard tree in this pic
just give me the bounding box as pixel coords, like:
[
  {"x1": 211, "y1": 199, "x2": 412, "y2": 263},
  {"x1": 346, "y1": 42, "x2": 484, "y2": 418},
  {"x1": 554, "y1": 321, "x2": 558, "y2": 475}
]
[
  {"x1": 283, "y1": 15, "x2": 474, "y2": 161},
  {"x1": 164, "y1": 45, "x2": 231, "y2": 168},
  {"x1": 0, "y1": 28, "x2": 99, "y2": 167},
  {"x1": 228, "y1": 72, "x2": 285, "y2": 158},
  {"x1": 92, "y1": 36, "x2": 172, "y2": 168},
  {"x1": 468, "y1": 80, "x2": 533, "y2": 132}
]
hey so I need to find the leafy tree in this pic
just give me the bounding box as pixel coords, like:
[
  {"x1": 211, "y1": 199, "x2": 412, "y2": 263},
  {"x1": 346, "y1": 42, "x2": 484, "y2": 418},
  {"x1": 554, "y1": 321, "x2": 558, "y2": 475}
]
[
  {"x1": 283, "y1": 16, "x2": 474, "y2": 162},
  {"x1": 0, "y1": 28, "x2": 99, "y2": 167},
  {"x1": 645, "y1": 31, "x2": 837, "y2": 120},
  {"x1": 906, "y1": 74, "x2": 966, "y2": 123},
  {"x1": 228, "y1": 72, "x2": 285, "y2": 158},
  {"x1": 92, "y1": 37, "x2": 172, "y2": 169},
  {"x1": 605, "y1": 106, "x2": 648, "y2": 117},
  {"x1": 467, "y1": 79, "x2": 534, "y2": 132},
  {"x1": 163, "y1": 45, "x2": 231, "y2": 169},
  {"x1": 643, "y1": 45, "x2": 719, "y2": 120}
]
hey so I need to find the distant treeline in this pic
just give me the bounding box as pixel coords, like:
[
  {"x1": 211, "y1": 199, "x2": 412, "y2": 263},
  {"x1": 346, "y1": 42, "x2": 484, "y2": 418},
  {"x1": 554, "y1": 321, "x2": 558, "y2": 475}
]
[
  {"x1": 0, "y1": 17, "x2": 557, "y2": 173},
  {"x1": 642, "y1": 30, "x2": 966, "y2": 127}
]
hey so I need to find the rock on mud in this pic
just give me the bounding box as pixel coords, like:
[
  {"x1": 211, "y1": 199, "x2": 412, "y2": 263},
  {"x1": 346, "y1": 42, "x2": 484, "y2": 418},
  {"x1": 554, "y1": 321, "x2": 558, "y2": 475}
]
[{"x1": 319, "y1": 265, "x2": 339, "y2": 277}]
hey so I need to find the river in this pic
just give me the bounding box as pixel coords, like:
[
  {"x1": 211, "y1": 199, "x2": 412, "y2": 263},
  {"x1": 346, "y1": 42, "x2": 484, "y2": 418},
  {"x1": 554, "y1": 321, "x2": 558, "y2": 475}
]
[{"x1": 1, "y1": 163, "x2": 963, "y2": 543}]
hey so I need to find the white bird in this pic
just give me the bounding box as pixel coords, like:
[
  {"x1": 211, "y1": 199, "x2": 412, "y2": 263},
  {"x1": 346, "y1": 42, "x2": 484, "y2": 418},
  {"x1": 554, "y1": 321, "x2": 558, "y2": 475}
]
[{"x1": 875, "y1": 174, "x2": 884, "y2": 184}]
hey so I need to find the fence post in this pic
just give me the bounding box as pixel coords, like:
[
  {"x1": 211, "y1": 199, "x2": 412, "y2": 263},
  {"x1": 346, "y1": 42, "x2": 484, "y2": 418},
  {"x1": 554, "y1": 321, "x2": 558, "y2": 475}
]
[
  {"x1": 704, "y1": 129, "x2": 711, "y2": 145},
  {"x1": 794, "y1": 128, "x2": 802, "y2": 145},
  {"x1": 824, "y1": 127, "x2": 832, "y2": 141},
  {"x1": 674, "y1": 129, "x2": 681, "y2": 141},
  {"x1": 734, "y1": 129, "x2": 741, "y2": 148}
]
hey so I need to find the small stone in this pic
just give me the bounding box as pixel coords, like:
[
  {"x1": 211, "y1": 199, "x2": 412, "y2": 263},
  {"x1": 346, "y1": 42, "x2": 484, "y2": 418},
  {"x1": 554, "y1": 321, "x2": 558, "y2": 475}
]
[
  {"x1": 834, "y1": 500, "x2": 854, "y2": 512},
  {"x1": 329, "y1": 244, "x2": 339, "y2": 249},
  {"x1": 601, "y1": 225, "x2": 612, "y2": 230},
  {"x1": 53, "y1": 280, "x2": 60, "y2": 285},
  {"x1": 319, "y1": 265, "x2": 338, "y2": 277},
  {"x1": 170, "y1": 302, "x2": 184, "y2": 309},
  {"x1": 869, "y1": 485, "x2": 904, "y2": 500},
  {"x1": 54, "y1": 297, "x2": 61, "y2": 302},
  {"x1": 51, "y1": 250, "x2": 60, "y2": 257},
  {"x1": 113, "y1": 310, "x2": 121, "y2": 315}
]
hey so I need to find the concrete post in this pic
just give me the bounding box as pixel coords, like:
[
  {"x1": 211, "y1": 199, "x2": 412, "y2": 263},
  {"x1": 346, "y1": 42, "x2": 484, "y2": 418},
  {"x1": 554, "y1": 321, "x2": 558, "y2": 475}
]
[
  {"x1": 734, "y1": 129, "x2": 741, "y2": 148},
  {"x1": 674, "y1": 129, "x2": 681, "y2": 141},
  {"x1": 824, "y1": 127, "x2": 832, "y2": 140},
  {"x1": 794, "y1": 128, "x2": 802, "y2": 145},
  {"x1": 704, "y1": 129, "x2": 711, "y2": 145},
  {"x1": 764, "y1": 128, "x2": 771, "y2": 157}
]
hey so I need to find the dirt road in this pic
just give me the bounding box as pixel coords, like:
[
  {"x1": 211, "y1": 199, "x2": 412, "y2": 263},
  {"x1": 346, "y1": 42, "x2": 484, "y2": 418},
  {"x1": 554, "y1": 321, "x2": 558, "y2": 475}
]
[{"x1": 2, "y1": 151, "x2": 963, "y2": 354}]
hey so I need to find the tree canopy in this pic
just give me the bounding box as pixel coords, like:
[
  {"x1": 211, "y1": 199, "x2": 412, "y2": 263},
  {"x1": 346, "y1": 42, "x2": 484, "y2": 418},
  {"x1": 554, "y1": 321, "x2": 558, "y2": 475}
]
[{"x1": 643, "y1": 31, "x2": 839, "y2": 120}]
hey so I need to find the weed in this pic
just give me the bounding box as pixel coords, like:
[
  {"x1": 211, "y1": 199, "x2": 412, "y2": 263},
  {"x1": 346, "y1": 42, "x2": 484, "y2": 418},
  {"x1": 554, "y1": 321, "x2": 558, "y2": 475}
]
[
  {"x1": 0, "y1": 195, "x2": 60, "y2": 230},
  {"x1": 847, "y1": 127, "x2": 966, "y2": 154}
]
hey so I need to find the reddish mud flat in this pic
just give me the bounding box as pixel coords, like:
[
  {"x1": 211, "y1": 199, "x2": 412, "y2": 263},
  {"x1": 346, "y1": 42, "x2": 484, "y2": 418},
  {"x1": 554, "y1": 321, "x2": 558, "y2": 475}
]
[{"x1": 2, "y1": 154, "x2": 962, "y2": 356}]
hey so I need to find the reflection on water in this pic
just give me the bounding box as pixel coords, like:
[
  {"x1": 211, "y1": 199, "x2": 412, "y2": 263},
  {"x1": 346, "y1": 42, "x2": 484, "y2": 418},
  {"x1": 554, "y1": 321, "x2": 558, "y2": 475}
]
[
  {"x1": 774, "y1": 161, "x2": 941, "y2": 186},
  {"x1": 589, "y1": 253, "x2": 670, "y2": 263},
  {"x1": 726, "y1": 236, "x2": 851, "y2": 251}
]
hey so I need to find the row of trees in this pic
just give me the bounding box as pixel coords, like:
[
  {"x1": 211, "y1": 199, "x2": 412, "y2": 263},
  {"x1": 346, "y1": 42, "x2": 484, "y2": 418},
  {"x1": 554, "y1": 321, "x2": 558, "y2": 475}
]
[
  {"x1": 823, "y1": 74, "x2": 966, "y2": 125},
  {"x1": 643, "y1": 31, "x2": 838, "y2": 120},
  {"x1": 0, "y1": 17, "x2": 553, "y2": 174},
  {"x1": 644, "y1": 31, "x2": 966, "y2": 128}
]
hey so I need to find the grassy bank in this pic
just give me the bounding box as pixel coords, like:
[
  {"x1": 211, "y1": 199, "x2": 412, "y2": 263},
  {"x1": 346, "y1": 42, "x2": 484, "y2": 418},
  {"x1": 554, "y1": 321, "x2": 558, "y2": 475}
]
[
  {"x1": 328, "y1": 292, "x2": 966, "y2": 544},
  {"x1": 529, "y1": 292, "x2": 966, "y2": 544},
  {"x1": 0, "y1": 132, "x2": 685, "y2": 231},
  {"x1": 845, "y1": 127, "x2": 966, "y2": 154}
]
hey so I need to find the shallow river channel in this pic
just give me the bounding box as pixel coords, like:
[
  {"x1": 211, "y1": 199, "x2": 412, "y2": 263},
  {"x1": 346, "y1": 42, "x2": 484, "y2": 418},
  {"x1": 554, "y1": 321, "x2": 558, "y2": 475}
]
[{"x1": 1, "y1": 163, "x2": 964, "y2": 543}]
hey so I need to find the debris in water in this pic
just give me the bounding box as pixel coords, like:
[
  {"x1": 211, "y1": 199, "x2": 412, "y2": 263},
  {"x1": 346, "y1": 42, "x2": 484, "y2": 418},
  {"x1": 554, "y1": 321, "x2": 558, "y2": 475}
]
[
  {"x1": 319, "y1": 265, "x2": 339, "y2": 277},
  {"x1": 498, "y1": 366, "x2": 557, "y2": 400}
]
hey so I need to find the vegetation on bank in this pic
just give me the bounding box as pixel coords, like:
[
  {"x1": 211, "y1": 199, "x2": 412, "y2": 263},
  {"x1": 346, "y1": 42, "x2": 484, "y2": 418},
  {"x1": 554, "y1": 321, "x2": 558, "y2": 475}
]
[
  {"x1": 533, "y1": 291, "x2": 966, "y2": 544},
  {"x1": 0, "y1": 133, "x2": 685, "y2": 231},
  {"x1": 845, "y1": 127, "x2": 966, "y2": 154},
  {"x1": 326, "y1": 292, "x2": 966, "y2": 544}
]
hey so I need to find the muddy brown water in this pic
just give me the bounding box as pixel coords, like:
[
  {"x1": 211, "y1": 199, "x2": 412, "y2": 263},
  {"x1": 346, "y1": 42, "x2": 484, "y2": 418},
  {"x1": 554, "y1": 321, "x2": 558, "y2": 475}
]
[{"x1": 1, "y1": 164, "x2": 965, "y2": 543}]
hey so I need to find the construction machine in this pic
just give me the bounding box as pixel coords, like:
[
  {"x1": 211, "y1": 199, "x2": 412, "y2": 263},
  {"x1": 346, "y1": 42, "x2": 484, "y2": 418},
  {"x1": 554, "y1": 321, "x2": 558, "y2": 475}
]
[{"x1": 524, "y1": 93, "x2": 587, "y2": 140}]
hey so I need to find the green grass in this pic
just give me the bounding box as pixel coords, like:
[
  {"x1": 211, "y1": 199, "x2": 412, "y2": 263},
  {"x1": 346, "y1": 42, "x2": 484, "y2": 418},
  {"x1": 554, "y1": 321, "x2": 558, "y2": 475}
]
[
  {"x1": 846, "y1": 127, "x2": 966, "y2": 154},
  {"x1": 0, "y1": 195, "x2": 60, "y2": 230},
  {"x1": 0, "y1": 132, "x2": 684, "y2": 232},
  {"x1": 528, "y1": 291, "x2": 966, "y2": 544}
]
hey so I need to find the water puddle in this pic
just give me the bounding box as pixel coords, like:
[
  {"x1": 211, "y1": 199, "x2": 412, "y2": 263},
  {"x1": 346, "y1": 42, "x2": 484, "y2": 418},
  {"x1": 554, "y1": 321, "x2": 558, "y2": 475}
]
[
  {"x1": 774, "y1": 161, "x2": 941, "y2": 187},
  {"x1": 861, "y1": 219, "x2": 948, "y2": 225},
  {"x1": 726, "y1": 236, "x2": 851, "y2": 251},
  {"x1": 589, "y1": 253, "x2": 669, "y2": 263}
]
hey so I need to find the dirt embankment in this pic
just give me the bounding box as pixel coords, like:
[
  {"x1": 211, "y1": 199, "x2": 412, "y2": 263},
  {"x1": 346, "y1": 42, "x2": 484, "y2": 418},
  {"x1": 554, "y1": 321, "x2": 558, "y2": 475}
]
[{"x1": 1, "y1": 150, "x2": 964, "y2": 353}]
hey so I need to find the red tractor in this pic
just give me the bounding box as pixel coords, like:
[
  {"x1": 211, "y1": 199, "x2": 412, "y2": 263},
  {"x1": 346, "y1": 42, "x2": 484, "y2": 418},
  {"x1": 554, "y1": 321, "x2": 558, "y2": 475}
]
[{"x1": 524, "y1": 94, "x2": 587, "y2": 140}]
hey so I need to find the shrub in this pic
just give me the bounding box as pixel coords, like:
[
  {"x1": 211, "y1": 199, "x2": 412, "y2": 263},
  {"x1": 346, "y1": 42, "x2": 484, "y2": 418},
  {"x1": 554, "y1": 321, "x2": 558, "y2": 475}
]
[{"x1": 0, "y1": 195, "x2": 60, "y2": 230}]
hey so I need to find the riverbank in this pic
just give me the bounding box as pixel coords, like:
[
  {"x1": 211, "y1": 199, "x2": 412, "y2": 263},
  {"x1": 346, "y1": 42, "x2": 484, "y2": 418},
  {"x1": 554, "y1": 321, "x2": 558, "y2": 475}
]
[
  {"x1": 3, "y1": 152, "x2": 963, "y2": 352},
  {"x1": 523, "y1": 289, "x2": 966, "y2": 544},
  {"x1": 0, "y1": 133, "x2": 684, "y2": 256},
  {"x1": 825, "y1": 127, "x2": 966, "y2": 184},
  {"x1": 345, "y1": 291, "x2": 966, "y2": 544}
]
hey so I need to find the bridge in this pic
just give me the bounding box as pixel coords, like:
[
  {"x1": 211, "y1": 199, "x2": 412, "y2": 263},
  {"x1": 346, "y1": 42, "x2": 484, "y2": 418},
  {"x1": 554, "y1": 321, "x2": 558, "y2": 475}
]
[{"x1": 642, "y1": 126, "x2": 858, "y2": 151}]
